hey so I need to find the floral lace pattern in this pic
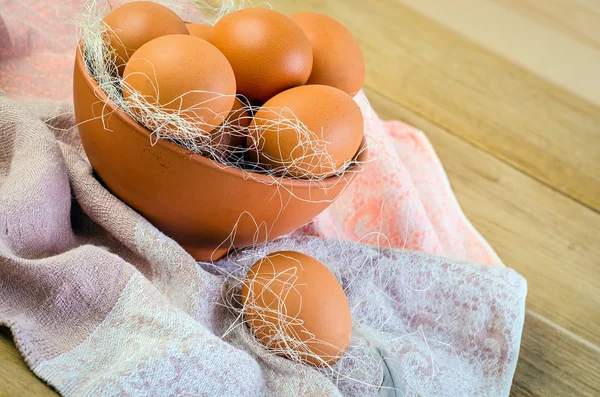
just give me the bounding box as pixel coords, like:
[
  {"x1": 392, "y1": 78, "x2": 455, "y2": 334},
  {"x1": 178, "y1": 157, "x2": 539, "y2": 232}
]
[
  {"x1": 306, "y1": 94, "x2": 503, "y2": 267},
  {"x1": 0, "y1": 1, "x2": 525, "y2": 395},
  {"x1": 35, "y1": 236, "x2": 525, "y2": 397}
]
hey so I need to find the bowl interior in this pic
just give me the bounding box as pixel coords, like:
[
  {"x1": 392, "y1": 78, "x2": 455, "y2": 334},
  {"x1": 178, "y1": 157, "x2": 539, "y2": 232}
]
[{"x1": 75, "y1": 47, "x2": 368, "y2": 188}]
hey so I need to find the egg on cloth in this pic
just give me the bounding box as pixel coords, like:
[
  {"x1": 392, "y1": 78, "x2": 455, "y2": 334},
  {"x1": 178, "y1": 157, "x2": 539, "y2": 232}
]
[
  {"x1": 210, "y1": 8, "x2": 313, "y2": 103},
  {"x1": 241, "y1": 251, "x2": 352, "y2": 367},
  {"x1": 102, "y1": 1, "x2": 189, "y2": 75},
  {"x1": 122, "y1": 34, "x2": 236, "y2": 137},
  {"x1": 290, "y1": 12, "x2": 365, "y2": 96},
  {"x1": 247, "y1": 85, "x2": 364, "y2": 179},
  {"x1": 186, "y1": 23, "x2": 213, "y2": 41}
]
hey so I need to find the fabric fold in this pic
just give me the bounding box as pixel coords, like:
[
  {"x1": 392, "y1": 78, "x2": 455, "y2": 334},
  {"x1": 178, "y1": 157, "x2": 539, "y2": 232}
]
[
  {"x1": 0, "y1": 92, "x2": 526, "y2": 396},
  {"x1": 0, "y1": 1, "x2": 525, "y2": 395}
]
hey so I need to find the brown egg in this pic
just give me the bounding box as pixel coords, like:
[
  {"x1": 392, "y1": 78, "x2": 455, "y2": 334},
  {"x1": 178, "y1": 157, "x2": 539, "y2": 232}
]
[
  {"x1": 210, "y1": 8, "x2": 313, "y2": 103},
  {"x1": 221, "y1": 96, "x2": 253, "y2": 148},
  {"x1": 289, "y1": 12, "x2": 365, "y2": 96},
  {"x1": 185, "y1": 23, "x2": 213, "y2": 41},
  {"x1": 122, "y1": 34, "x2": 236, "y2": 136},
  {"x1": 102, "y1": 1, "x2": 189, "y2": 75},
  {"x1": 209, "y1": 96, "x2": 253, "y2": 160},
  {"x1": 241, "y1": 251, "x2": 352, "y2": 367},
  {"x1": 247, "y1": 85, "x2": 363, "y2": 178}
]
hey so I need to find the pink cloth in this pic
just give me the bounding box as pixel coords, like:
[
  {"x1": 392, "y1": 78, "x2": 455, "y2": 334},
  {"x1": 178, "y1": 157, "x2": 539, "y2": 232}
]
[
  {"x1": 0, "y1": 1, "x2": 525, "y2": 396},
  {"x1": 0, "y1": 0, "x2": 502, "y2": 267}
]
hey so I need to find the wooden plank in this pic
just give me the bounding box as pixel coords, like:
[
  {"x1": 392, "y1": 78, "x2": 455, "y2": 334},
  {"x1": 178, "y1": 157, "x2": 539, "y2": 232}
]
[
  {"x1": 1, "y1": 2, "x2": 597, "y2": 396},
  {"x1": 0, "y1": 328, "x2": 58, "y2": 397},
  {"x1": 2, "y1": 314, "x2": 598, "y2": 397},
  {"x1": 395, "y1": 0, "x2": 600, "y2": 106},
  {"x1": 365, "y1": 88, "x2": 600, "y2": 347},
  {"x1": 491, "y1": 0, "x2": 600, "y2": 52},
  {"x1": 5, "y1": 311, "x2": 599, "y2": 397},
  {"x1": 270, "y1": 0, "x2": 600, "y2": 211},
  {"x1": 510, "y1": 310, "x2": 600, "y2": 397}
]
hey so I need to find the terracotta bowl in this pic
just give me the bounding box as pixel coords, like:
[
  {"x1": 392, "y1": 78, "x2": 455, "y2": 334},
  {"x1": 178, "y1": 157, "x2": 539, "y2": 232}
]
[{"x1": 73, "y1": 48, "x2": 366, "y2": 261}]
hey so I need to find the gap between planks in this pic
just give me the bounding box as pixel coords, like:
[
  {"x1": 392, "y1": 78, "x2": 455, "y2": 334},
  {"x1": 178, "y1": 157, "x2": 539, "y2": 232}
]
[
  {"x1": 364, "y1": 86, "x2": 600, "y2": 346},
  {"x1": 525, "y1": 309, "x2": 600, "y2": 355},
  {"x1": 1, "y1": 309, "x2": 598, "y2": 397},
  {"x1": 366, "y1": 85, "x2": 600, "y2": 215},
  {"x1": 394, "y1": 0, "x2": 600, "y2": 108}
]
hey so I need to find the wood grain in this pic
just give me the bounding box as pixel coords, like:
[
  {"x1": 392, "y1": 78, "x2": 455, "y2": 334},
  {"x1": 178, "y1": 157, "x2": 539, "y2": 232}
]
[
  {"x1": 272, "y1": 0, "x2": 600, "y2": 211},
  {"x1": 510, "y1": 311, "x2": 600, "y2": 397},
  {"x1": 491, "y1": 0, "x2": 600, "y2": 52},
  {"x1": 0, "y1": 328, "x2": 58, "y2": 397},
  {"x1": 396, "y1": 0, "x2": 600, "y2": 107},
  {"x1": 365, "y1": 89, "x2": 600, "y2": 346},
  {"x1": 2, "y1": 1, "x2": 599, "y2": 396}
]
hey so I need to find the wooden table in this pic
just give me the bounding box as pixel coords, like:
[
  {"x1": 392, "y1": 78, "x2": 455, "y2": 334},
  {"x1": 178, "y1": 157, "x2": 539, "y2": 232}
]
[{"x1": 1, "y1": 0, "x2": 599, "y2": 396}]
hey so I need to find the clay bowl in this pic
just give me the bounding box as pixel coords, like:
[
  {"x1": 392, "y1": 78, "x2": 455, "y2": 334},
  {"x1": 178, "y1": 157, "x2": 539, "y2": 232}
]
[{"x1": 72, "y1": 48, "x2": 367, "y2": 261}]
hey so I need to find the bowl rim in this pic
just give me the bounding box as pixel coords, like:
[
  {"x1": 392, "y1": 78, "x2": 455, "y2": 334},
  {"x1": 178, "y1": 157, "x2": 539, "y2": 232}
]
[{"x1": 75, "y1": 46, "x2": 366, "y2": 189}]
